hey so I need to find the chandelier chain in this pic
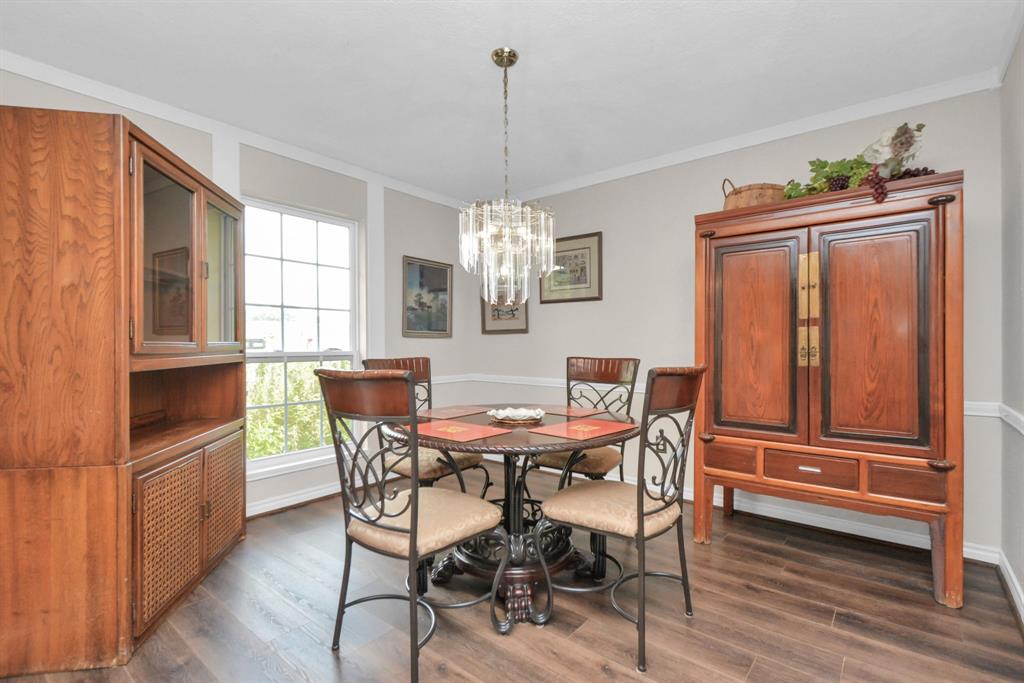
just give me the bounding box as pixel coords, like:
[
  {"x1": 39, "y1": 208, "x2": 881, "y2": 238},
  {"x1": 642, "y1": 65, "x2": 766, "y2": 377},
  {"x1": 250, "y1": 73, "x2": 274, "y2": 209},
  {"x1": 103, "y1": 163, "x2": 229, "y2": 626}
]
[{"x1": 503, "y1": 65, "x2": 510, "y2": 201}]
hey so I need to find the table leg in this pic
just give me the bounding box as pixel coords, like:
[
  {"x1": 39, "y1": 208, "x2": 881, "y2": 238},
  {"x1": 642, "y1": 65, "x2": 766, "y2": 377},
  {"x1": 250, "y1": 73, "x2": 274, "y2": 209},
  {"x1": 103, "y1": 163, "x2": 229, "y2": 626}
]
[{"x1": 436, "y1": 455, "x2": 575, "y2": 620}]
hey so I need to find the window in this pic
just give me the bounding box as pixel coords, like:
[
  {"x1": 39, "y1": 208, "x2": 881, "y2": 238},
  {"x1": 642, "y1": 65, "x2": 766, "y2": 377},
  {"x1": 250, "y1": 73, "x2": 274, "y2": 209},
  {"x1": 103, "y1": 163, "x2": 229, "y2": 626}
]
[{"x1": 243, "y1": 202, "x2": 357, "y2": 462}]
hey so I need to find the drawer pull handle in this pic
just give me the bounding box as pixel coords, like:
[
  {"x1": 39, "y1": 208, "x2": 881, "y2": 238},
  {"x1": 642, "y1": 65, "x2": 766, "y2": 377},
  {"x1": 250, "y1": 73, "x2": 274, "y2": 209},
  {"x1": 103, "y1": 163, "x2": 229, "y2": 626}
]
[
  {"x1": 797, "y1": 465, "x2": 822, "y2": 474},
  {"x1": 926, "y1": 459, "x2": 956, "y2": 472},
  {"x1": 698, "y1": 433, "x2": 716, "y2": 443}
]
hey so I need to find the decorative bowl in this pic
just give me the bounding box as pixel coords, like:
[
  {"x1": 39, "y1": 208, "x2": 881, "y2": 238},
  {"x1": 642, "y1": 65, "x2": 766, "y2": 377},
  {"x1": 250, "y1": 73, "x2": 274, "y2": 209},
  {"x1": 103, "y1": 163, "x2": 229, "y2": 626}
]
[{"x1": 487, "y1": 407, "x2": 544, "y2": 426}]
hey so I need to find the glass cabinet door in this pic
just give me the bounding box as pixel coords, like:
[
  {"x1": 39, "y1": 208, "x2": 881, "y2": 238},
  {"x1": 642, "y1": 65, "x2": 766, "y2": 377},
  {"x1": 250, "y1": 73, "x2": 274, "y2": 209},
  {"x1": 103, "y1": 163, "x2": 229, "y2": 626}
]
[
  {"x1": 133, "y1": 143, "x2": 201, "y2": 353},
  {"x1": 204, "y1": 194, "x2": 243, "y2": 351}
]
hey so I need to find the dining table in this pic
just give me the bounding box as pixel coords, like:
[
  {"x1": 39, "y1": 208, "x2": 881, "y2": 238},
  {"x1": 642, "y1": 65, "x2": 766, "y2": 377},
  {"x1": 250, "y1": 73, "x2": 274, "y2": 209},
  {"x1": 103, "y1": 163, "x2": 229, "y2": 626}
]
[{"x1": 386, "y1": 403, "x2": 641, "y2": 623}]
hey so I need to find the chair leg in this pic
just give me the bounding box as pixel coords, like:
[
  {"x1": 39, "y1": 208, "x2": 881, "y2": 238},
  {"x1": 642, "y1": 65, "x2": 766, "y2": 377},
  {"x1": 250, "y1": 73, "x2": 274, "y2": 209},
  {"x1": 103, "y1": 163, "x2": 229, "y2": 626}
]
[
  {"x1": 619, "y1": 461, "x2": 625, "y2": 482},
  {"x1": 408, "y1": 550, "x2": 420, "y2": 683},
  {"x1": 529, "y1": 519, "x2": 554, "y2": 625},
  {"x1": 490, "y1": 526, "x2": 513, "y2": 635},
  {"x1": 415, "y1": 558, "x2": 430, "y2": 596},
  {"x1": 470, "y1": 462, "x2": 493, "y2": 499},
  {"x1": 332, "y1": 538, "x2": 354, "y2": 650},
  {"x1": 676, "y1": 519, "x2": 693, "y2": 617},
  {"x1": 637, "y1": 534, "x2": 647, "y2": 673}
]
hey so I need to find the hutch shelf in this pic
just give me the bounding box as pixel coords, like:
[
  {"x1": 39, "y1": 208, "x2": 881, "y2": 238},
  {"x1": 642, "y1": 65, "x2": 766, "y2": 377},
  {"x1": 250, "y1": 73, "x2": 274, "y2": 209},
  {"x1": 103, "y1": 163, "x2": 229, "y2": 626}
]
[
  {"x1": 693, "y1": 171, "x2": 965, "y2": 607},
  {"x1": 1, "y1": 106, "x2": 247, "y2": 676}
]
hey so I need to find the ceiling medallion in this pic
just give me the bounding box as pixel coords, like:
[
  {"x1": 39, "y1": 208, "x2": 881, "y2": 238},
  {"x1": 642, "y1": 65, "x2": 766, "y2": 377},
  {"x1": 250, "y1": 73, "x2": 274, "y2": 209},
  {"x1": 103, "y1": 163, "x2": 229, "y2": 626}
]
[{"x1": 459, "y1": 47, "x2": 555, "y2": 305}]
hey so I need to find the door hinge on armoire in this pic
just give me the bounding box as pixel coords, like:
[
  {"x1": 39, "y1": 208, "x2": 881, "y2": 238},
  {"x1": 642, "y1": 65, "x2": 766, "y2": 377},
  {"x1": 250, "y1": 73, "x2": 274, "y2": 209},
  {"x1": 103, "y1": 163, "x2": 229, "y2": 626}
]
[{"x1": 128, "y1": 319, "x2": 135, "y2": 341}]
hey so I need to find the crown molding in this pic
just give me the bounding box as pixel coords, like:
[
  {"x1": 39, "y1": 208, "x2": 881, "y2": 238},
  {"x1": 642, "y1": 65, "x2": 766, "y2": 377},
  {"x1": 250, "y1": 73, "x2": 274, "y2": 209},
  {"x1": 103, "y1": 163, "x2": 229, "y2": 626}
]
[
  {"x1": 520, "y1": 69, "x2": 1003, "y2": 201},
  {"x1": 996, "y1": 5, "x2": 1024, "y2": 82},
  {"x1": 0, "y1": 49, "x2": 465, "y2": 209}
]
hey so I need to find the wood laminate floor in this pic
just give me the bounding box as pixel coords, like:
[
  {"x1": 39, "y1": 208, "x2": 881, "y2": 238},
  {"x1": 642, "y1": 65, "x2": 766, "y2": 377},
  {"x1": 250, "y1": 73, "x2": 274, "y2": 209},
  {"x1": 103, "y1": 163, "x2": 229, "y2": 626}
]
[{"x1": 12, "y1": 464, "x2": 1024, "y2": 683}]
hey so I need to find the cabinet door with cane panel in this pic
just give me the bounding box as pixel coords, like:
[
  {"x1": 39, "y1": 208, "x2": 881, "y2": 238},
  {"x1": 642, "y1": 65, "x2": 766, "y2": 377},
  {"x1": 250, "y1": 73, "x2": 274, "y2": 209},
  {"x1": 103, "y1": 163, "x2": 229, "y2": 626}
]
[
  {"x1": 204, "y1": 431, "x2": 246, "y2": 563},
  {"x1": 133, "y1": 449, "x2": 205, "y2": 636}
]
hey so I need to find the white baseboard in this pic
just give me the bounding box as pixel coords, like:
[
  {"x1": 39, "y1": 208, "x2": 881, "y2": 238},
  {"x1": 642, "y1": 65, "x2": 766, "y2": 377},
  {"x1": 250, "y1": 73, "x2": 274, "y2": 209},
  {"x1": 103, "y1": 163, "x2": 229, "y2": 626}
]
[
  {"x1": 247, "y1": 480, "x2": 340, "y2": 518},
  {"x1": 999, "y1": 550, "x2": 1024, "y2": 625},
  {"x1": 502, "y1": 454, "x2": 1002, "y2": 564}
]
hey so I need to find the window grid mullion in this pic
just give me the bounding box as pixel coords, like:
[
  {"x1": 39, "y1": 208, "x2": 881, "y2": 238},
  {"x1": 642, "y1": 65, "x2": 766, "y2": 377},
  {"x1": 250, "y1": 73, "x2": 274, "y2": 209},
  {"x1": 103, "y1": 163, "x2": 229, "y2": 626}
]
[
  {"x1": 244, "y1": 204, "x2": 357, "y2": 460},
  {"x1": 279, "y1": 212, "x2": 288, "y2": 452}
]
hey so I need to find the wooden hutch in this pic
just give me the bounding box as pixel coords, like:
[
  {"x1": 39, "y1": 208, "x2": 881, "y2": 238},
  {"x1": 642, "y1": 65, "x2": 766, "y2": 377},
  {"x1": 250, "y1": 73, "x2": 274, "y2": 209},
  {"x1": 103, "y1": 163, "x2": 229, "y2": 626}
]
[
  {"x1": 693, "y1": 172, "x2": 965, "y2": 607},
  {"x1": 1, "y1": 106, "x2": 247, "y2": 676}
]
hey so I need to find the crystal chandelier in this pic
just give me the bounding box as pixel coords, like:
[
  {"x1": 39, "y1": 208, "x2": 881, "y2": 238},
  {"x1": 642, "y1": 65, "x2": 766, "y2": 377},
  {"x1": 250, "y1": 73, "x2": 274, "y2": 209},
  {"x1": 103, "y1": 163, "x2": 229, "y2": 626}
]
[{"x1": 459, "y1": 47, "x2": 555, "y2": 305}]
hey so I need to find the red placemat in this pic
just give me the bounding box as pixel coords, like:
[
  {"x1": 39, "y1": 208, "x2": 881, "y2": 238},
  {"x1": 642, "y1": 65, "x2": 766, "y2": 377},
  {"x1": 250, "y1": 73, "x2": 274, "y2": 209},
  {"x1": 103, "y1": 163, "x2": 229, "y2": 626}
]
[
  {"x1": 528, "y1": 418, "x2": 635, "y2": 441},
  {"x1": 538, "y1": 404, "x2": 607, "y2": 418},
  {"x1": 416, "y1": 420, "x2": 511, "y2": 443},
  {"x1": 418, "y1": 405, "x2": 488, "y2": 420}
]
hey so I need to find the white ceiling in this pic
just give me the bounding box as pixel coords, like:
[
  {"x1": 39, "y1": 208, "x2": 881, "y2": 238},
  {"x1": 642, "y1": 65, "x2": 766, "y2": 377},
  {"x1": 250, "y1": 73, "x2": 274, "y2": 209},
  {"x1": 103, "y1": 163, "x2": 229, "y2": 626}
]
[{"x1": 1, "y1": 1, "x2": 1021, "y2": 201}]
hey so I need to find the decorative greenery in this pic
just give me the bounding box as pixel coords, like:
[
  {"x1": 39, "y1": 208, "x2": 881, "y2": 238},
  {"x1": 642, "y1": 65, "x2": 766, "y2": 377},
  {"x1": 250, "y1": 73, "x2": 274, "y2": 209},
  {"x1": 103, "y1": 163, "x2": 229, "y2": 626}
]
[
  {"x1": 784, "y1": 156, "x2": 872, "y2": 199},
  {"x1": 784, "y1": 122, "x2": 927, "y2": 200}
]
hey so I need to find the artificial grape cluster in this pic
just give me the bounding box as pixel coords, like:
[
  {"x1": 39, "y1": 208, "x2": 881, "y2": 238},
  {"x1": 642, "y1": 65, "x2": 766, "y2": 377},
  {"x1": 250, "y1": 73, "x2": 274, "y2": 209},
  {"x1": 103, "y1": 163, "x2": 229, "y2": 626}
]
[
  {"x1": 828, "y1": 175, "x2": 850, "y2": 192},
  {"x1": 862, "y1": 165, "x2": 888, "y2": 203},
  {"x1": 891, "y1": 166, "x2": 937, "y2": 180}
]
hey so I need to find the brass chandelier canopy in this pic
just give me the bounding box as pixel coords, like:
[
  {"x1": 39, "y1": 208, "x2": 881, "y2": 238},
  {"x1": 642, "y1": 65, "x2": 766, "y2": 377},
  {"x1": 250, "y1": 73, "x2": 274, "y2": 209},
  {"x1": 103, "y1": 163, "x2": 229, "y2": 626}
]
[{"x1": 459, "y1": 47, "x2": 555, "y2": 305}]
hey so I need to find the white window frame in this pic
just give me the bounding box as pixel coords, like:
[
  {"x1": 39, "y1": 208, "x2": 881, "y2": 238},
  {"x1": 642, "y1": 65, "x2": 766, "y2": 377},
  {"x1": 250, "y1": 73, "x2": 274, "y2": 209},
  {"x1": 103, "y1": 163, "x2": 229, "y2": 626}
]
[{"x1": 241, "y1": 196, "x2": 360, "y2": 478}]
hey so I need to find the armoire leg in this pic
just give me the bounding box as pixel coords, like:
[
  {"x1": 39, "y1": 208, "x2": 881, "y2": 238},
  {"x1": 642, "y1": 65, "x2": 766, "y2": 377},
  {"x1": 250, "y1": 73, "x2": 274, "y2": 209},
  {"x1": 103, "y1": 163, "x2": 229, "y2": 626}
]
[
  {"x1": 693, "y1": 478, "x2": 714, "y2": 544},
  {"x1": 929, "y1": 512, "x2": 964, "y2": 608}
]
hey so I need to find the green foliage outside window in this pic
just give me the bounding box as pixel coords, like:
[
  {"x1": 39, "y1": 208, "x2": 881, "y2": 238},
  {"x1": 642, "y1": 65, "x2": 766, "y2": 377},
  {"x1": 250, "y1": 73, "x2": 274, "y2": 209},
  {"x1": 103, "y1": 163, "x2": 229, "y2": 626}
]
[{"x1": 246, "y1": 357, "x2": 350, "y2": 459}]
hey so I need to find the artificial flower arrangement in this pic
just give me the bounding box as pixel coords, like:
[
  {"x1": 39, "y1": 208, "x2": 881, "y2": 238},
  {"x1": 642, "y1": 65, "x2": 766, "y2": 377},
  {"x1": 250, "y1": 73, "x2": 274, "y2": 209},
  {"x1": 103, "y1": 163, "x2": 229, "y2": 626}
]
[{"x1": 784, "y1": 123, "x2": 935, "y2": 203}]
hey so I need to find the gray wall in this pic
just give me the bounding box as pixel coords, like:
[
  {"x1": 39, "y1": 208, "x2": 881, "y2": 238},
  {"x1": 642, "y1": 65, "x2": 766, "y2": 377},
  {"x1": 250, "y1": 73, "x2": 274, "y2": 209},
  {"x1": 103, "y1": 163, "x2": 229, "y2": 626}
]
[
  {"x1": 456, "y1": 89, "x2": 1008, "y2": 551},
  {"x1": 1001, "y1": 31, "x2": 1024, "y2": 600}
]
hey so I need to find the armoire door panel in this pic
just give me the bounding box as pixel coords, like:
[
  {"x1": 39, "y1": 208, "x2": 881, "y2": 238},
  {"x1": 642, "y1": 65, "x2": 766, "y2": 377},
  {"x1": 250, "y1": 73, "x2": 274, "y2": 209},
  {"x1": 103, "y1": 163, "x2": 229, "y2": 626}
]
[
  {"x1": 708, "y1": 229, "x2": 808, "y2": 443},
  {"x1": 812, "y1": 212, "x2": 943, "y2": 457}
]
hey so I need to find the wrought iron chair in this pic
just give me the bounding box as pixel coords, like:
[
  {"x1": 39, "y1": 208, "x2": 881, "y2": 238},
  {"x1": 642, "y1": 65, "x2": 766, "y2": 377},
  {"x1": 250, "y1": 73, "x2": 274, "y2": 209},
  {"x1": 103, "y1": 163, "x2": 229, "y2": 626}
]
[
  {"x1": 532, "y1": 356, "x2": 640, "y2": 482},
  {"x1": 528, "y1": 357, "x2": 640, "y2": 584},
  {"x1": 363, "y1": 357, "x2": 492, "y2": 498},
  {"x1": 317, "y1": 368, "x2": 521, "y2": 683},
  {"x1": 538, "y1": 366, "x2": 705, "y2": 673}
]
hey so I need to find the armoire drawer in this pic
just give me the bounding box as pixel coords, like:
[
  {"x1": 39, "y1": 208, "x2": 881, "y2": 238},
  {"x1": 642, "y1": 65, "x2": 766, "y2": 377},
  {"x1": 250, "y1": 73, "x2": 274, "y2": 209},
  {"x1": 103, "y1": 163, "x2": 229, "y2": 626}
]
[
  {"x1": 764, "y1": 450, "x2": 858, "y2": 490},
  {"x1": 703, "y1": 442, "x2": 757, "y2": 474},
  {"x1": 868, "y1": 462, "x2": 946, "y2": 503}
]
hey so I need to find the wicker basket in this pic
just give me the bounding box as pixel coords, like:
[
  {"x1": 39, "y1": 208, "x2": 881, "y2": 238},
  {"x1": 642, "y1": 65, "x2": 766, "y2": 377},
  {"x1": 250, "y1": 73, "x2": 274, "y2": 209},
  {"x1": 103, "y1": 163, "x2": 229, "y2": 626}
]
[{"x1": 722, "y1": 178, "x2": 785, "y2": 210}]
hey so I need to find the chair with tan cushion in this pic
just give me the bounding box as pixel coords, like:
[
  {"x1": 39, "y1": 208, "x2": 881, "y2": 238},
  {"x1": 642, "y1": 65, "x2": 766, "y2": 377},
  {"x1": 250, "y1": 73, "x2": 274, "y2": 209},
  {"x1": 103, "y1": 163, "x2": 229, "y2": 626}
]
[
  {"x1": 528, "y1": 356, "x2": 641, "y2": 585},
  {"x1": 364, "y1": 357, "x2": 492, "y2": 497},
  {"x1": 316, "y1": 368, "x2": 519, "y2": 683},
  {"x1": 540, "y1": 366, "x2": 706, "y2": 674},
  {"x1": 532, "y1": 356, "x2": 640, "y2": 482}
]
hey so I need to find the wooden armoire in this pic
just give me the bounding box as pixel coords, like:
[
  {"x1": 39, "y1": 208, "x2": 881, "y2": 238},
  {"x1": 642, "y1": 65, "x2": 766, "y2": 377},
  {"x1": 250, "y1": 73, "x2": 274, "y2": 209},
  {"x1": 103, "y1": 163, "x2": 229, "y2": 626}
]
[
  {"x1": 693, "y1": 171, "x2": 964, "y2": 607},
  {"x1": 1, "y1": 106, "x2": 247, "y2": 676}
]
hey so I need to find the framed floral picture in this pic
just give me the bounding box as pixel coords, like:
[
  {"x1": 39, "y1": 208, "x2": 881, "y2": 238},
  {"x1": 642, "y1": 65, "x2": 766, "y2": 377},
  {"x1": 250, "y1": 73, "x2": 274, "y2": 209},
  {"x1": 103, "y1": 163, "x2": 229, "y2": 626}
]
[
  {"x1": 540, "y1": 231, "x2": 603, "y2": 303},
  {"x1": 403, "y1": 255, "x2": 452, "y2": 338},
  {"x1": 481, "y1": 299, "x2": 528, "y2": 334}
]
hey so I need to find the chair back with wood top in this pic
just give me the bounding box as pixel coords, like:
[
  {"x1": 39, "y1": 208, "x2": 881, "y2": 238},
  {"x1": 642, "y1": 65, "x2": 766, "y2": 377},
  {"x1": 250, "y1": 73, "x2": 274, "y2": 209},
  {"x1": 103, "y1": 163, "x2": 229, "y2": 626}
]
[
  {"x1": 635, "y1": 366, "x2": 706, "y2": 519},
  {"x1": 565, "y1": 356, "x2": 640, "y2": 415},
  {"x1": 316, "y1": 368, "x2": 420, "y2": 541},
  {"x1": 363, "y1": 356, "x2": 432, "y2": 411}
]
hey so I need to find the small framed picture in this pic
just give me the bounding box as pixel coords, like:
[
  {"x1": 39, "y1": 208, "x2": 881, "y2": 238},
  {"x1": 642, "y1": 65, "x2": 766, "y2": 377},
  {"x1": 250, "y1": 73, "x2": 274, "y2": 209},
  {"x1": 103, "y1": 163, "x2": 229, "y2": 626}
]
[
  {"x1": 152, "y1": 247, "x2": 191, "y2": 335},
  {"x1": 481, "y1": 299, "x2": 529, "y2": 334},
  {"x1": 403, "y1": 255, "x2": 452, "y2": 338},
  {"x1": 540, "y1": 231, "x2": 603, "y2": 303}
]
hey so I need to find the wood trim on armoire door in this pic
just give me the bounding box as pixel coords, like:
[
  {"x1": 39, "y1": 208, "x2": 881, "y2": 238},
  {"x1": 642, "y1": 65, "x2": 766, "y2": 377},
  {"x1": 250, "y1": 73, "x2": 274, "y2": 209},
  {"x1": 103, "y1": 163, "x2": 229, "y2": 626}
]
[
  {"x1": 809, "y1": 211, "x2": 945, "y2": 459},
  {"x1": 704, "y1": 228, "x2": 809, "y2": 445}
]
